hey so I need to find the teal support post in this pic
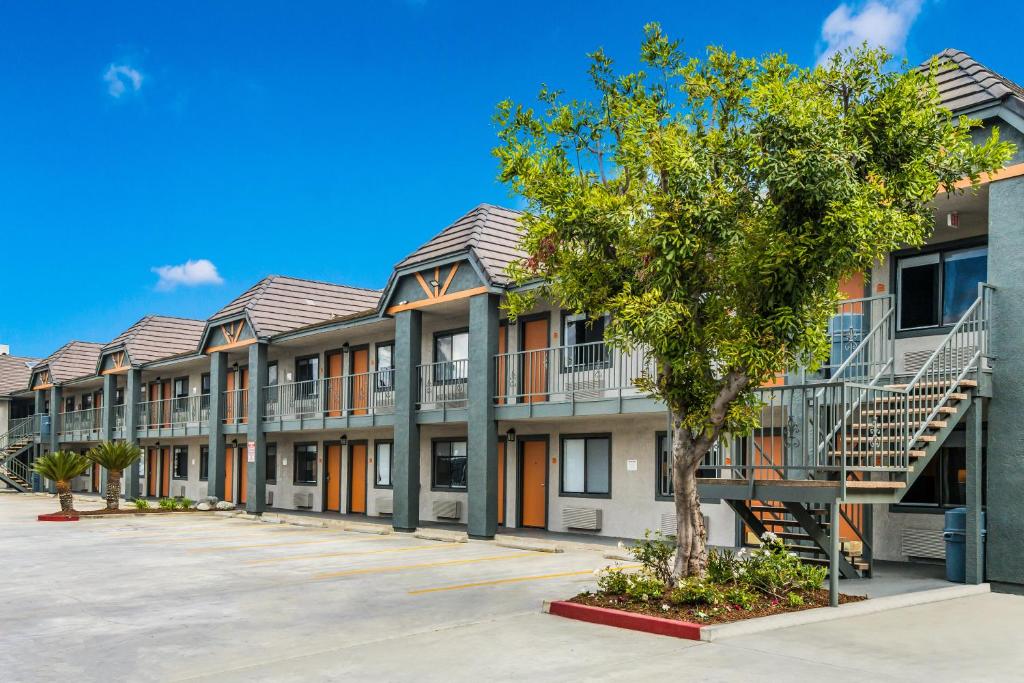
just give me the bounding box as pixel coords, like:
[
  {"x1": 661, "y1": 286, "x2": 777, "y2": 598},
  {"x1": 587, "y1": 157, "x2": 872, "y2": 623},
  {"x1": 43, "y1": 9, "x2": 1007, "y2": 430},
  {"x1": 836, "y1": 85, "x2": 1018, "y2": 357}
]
[
  {"x1": 468, "y1": 293, "x2": 499, "y2": 539},
  {"x1": 246, "y1": 342, "x2": 268, "y2": 514},
  {"x1": 829, "y1": 501, "x2": 840, "y2": 607},
  {"x1": 965, "y1": 399, "x2": 984, "y2": 585},
  {"x1": 207, "y1": 352, "x2": 227, "y2": 500},
  {"x1": 47, "y1": 386, "x2": 61, "y2": 493},
  {"x1": 123, "y1": 369, "x2": 142, "y2": 499},
  {"x1": 393, "y1": 309, "x2": 421, "y2": 532},
  {"x1": 99, "y1": 372, "x2": 117, "y2": 491},
  {"x1": 32, "y1": 390, "x2": 46, "y2": 492}
]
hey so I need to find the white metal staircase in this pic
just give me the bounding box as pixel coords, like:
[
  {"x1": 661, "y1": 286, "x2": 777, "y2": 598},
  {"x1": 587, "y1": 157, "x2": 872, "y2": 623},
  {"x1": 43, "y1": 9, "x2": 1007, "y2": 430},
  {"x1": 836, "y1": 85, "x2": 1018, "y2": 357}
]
[{"x1": 0, "y1": 416, "x2": 38, "y2": 492}]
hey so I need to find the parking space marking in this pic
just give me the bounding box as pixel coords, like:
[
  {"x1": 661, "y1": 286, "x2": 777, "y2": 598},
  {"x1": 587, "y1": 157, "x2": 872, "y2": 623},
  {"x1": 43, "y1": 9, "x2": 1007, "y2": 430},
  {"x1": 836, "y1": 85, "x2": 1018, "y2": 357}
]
[
  {"x1": 407, "y1": 564, "x2": 641, "y2": 595},
  {"x1": 311, "y1": 551, "x2": 538, "y2": 581},
  {"x1": 245, "y1": 541, "x2": 462, "y2": 565},
  {"x1": 189, "y1": 535, "x2": 395, "y2": 554}
]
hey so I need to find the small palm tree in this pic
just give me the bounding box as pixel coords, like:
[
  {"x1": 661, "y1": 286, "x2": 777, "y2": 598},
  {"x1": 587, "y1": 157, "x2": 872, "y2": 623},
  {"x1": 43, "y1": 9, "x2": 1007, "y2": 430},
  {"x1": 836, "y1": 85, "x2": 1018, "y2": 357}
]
[
  {"x1": 33, "y1": 451, "x2": 91, "y2": 513},
  {"x1": 86, "y1": 441, "x2": 142, "y2": 510}
]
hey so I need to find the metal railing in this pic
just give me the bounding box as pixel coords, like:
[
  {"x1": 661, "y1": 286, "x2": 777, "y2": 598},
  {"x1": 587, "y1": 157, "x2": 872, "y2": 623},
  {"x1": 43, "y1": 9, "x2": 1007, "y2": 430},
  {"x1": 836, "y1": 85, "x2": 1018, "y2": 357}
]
[
  {"x1": 1, "y1": 454, "x2": 32, "y2": 486},
  {"x1": 493, "y1": 341, "x2": 656, "y2": 405},
  {"x1": 419, "y1": 360, "x2": 470, "y2": 408},
  {"x1": 1, "y1": 416, "x2": 37, "y2": 454},
  {"x1": 136, "y1": 395, "x2": 210, "y2": 429},
  {"x1": 262, "y1": 371, "x2": 395, "y2": 420},
  {"x1": 822, "y1": 295, "x2": 894, "y2": 383},
  {"x1": 114, "y1": 404, "x2": 126, "y2": 430},
  {"x1": 223, "y1": 388, "x2": 249, "y2": 424},
  {"x1": 59, "y1": 408, "x2": 101, "y2": 436}
]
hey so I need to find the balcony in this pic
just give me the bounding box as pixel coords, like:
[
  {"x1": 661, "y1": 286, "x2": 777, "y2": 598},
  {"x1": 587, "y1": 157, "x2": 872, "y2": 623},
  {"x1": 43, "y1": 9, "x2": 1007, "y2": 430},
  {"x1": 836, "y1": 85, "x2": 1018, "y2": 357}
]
[
  {"x1": 261, "y1": 370, "x2": 395, "y2": 431},
  {"x1": 136, "y1": 395, "x2": 211, "y2": 437},
  {"x1": 222, "y1": 388, "x2": 249, "y2": 429},
  {"x1": 58, "y1": 408, "x2": 102, "y2": 442},
  {"x1": 416, "y1": 360, "x2": 469, "y2": 420},
  {"x1": 493, "y1": 341, "x2": 659, "y2": 418}
]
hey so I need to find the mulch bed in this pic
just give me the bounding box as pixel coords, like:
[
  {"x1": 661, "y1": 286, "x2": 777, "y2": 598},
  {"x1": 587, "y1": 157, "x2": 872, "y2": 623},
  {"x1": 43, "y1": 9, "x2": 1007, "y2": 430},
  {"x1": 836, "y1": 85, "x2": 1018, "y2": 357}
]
[
  {"x1": 47, "y1": 508, "x2": 206, "y2": 517},
  {"x1": 570, "y1": 589, "x2": 867, "y2": 625}
]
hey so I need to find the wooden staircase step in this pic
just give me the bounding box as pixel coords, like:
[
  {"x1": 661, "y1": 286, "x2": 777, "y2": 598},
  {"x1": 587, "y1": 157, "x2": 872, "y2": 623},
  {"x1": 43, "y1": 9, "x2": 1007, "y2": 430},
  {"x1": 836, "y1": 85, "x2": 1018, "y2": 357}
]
[
  {"x1": 846, "y1": 434, "x2": 936, "y2": 444},
  {"x1": 839, "y1": 449, "x2": 926, "y2": 458},
  {"x1": 870, "y1": 392, "x2": 969, "y2": 404},
  {"x1": 863, "y1": 406, "x2": 957, "y2": 417},
  {"x1": 848, "y1": 420, "x2": 947, "y2": 430},
  {"x1": 750, "y1": 504, "x2": 825, "y2": 516},
  {"x1": 885, "y1": 379, "x2": 978, "y2": 391}
]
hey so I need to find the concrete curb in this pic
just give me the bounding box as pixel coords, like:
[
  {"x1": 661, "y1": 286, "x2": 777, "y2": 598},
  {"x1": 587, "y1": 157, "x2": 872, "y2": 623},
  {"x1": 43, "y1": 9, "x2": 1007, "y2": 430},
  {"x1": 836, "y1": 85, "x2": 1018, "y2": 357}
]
[
  {"x1": 698, "y1": 583, "x2": 991, "y2": 641},
  {"x1": 237, "y1": 512, "x2": 394, "y2": 535},
  {"x1": 494, "y1": 535, "x2": 563, "y2": 553},
  {"x1": 543, "y1": 600, "x2": 704, "y2": 640},
  {"x1": 414, "y1": 528, "x2": 468, "y2": 543}
]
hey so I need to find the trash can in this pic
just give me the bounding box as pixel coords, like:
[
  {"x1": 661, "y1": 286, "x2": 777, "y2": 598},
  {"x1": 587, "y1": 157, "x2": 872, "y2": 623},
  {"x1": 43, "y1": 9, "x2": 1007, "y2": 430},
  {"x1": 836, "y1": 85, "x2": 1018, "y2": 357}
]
[{"x1": 943, "y1": 507, "x2": 986, "y2": 583}]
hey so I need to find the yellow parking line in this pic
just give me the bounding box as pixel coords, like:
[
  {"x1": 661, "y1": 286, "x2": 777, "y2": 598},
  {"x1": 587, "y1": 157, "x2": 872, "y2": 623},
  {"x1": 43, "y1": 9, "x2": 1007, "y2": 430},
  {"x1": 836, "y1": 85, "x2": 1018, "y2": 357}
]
[
  {"x1": 190, "y1": 535, "x2": 394, "y2": 554},
  {"x1": 407, "y1": 564, "x2": 643, "y2": 595},
  {"x1": 312, "y1": 552, "x2": 537, "y2": 581},
  {"x1": 246, "y1": 541, "x2": 461, "y2": 565}
]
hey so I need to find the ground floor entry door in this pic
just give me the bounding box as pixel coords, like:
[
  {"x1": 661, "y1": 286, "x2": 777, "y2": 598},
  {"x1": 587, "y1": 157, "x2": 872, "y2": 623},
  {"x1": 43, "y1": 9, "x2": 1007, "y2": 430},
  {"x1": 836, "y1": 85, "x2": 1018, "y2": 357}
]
[
  {"x1": 160, "y1": 447, "x2": 171, "y2": 497},
  {"x1": 224, "y1": 447, "x2": 234, "y2": 503},
  {"x1": 147, "y1": 449, "x2": 158, "y2": 497},
  {"x1": 326, "y1": 444, "x2": 341, "y2": 512},
  {"x1": 238, "y1": 447, "x2": 248, "y2": 505},
  {"x1": 91, "y1": 463, "x2": 100, "y2": 492},
  {"x1": 519, "y1": 438, "x2": 547, "y2": 528},
  {"x1": 497, "y1": 441, "x2": 506, "y2": 525},
  {"x1": 349, "y1": 443, "x2": 367, "y2": 514}
]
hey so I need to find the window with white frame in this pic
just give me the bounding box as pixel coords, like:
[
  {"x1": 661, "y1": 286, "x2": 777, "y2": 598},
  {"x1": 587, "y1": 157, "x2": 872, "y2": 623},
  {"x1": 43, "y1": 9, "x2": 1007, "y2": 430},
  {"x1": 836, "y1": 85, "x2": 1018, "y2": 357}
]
[
  {"x1": 432, "y1": 440, "x2": 467, "y2": 489},
  {"x1": 561, "y1": 435, "x2": 611, "y2": 496},
  {"x1": 375, "y1": 441, "x2": 393, "y2": 488},
  {"x1": 562, "y1": 312, "x2": 609, "y2": 369},
  {"x1": 897, "y1": 244, "x2": 987, "y2": 331},
  {"x1": 434, "y1": 331, "x2": 469, "y2": 382}
]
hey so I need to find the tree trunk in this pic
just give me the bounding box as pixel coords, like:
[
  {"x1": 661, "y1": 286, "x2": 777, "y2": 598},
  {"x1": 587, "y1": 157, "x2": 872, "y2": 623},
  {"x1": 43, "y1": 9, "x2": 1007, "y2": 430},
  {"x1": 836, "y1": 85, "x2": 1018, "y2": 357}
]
[
  {"x1": 671, "y1": 421, "x2": 711, "y2": 578},
  {"x1": 56, "y1": 481, "x2": 74, "y2": 513},
  {"x1": 105, "y1": 470, "x2": 122, "y2": 510}
]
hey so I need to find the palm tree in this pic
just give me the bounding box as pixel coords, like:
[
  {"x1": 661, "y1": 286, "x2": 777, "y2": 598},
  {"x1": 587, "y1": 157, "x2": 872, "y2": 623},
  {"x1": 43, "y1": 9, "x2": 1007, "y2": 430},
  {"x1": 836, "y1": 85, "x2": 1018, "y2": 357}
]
[
  {"x1": 86, "y1": 441, "x2": 142, "y2": 510},
  {"x1": 32, "y1": 451, "x2": 91, "y2": 513}
]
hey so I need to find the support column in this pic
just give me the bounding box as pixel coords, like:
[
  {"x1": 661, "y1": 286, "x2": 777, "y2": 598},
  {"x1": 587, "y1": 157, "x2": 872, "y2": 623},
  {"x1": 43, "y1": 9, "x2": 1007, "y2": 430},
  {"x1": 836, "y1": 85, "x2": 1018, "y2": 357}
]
[
  {"x1": 32, "y1": 390, "x2": 46, "y2": 492},
  {"x1": 99, "y1": 373, "x2": 117, "y2": 491},
  {"x1": 123, "y1": 369, "x2": 142, "y2": 499},
  {"x1": 47, "y1": 386, "x2": 62, "y2": 493},
  {"x1": 393, "y1": 309, "x2": 421, "y2": 532},
  {"x1": 966, "y1": 399, "x2": 985, "y2": 585},
  {"x1": 468, "y1": 294, "x2": 499, "y2": 539},
  {"x1": 246, "y1": 342, "x2": 268, "y2": 514},
  {"x1": 829, "y1": 501, "x2": 840, "y2": 608},
  {"x1": 207, "y1": 352, "x2": 227, "y2": 500}
]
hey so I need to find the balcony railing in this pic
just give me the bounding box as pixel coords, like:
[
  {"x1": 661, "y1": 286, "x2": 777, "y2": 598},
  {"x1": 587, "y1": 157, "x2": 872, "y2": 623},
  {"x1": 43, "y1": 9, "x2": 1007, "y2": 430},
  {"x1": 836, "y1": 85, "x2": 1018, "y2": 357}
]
[
  {"x1": 822, "y1": 294, "x2": 894, "y2": 382},
  {"x1": 223, "y1": 388, "x2": 249, "y2": 425},
  {"x1": 493, "y1": 341, "x2": 655, "y2": 405},
  {"x1": 114, "y1": 404, "x2": 126, "y2": 430},
  {"x1": 59, "y1": 408, "x2": 102, "y2": 436},
  {"x1": 418, "y1": 360, "x2": 469, "y2": 409},
  {"x1": 263, "y1": 371, "x2": 395, "y2": 421},
  {"x1": 136, "y1": 395, "x2": 210, "y2": 430}
]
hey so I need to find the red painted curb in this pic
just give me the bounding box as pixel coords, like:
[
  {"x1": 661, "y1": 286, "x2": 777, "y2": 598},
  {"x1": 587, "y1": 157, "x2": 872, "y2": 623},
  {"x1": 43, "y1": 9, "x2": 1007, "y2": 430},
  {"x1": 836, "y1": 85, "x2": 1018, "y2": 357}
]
[
  {"x1": 38, "y1": 513, "x2": 79, "y2": 522},
  {"x1": 548, "y1": 601, "x2": 704, "y2": 640}
]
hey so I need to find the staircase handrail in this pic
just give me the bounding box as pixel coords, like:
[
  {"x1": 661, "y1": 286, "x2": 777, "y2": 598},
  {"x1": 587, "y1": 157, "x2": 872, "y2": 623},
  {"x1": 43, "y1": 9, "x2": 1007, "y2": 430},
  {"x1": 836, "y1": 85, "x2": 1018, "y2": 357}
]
[
  {"x1": 0, "y1": 415, "x2": 38, "y2": 456},
  {"x1": 824, "y1": 301, "x2": 895, "y2": 386}
]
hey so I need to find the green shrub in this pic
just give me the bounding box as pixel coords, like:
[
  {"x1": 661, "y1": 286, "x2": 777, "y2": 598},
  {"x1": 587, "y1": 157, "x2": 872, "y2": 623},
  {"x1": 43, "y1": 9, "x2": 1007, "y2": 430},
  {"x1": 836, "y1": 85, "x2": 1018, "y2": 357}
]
[
  {"x1": 670, "y1": 578, "x2": 723, "y2": 606},
  {"x1": 628, "y1": 530, "x2": 676, "y2": 586},
  {"x1": 133, "y1": 498, "x2": 150, "y2": 510},
  {"x1": 623, "y1": 572, "x2": 666, "y2": 603},
  {"x1": 178, "y1": 498, "x2": 194, "y2": 510},
  {"x1": 723, "y1": 586, "x2": 758, "y2": 610},
  {"x1": 158, "y1": 498, "x2": 175, "y2": 510},
  {"x1": 787, "y1": 592, "x2": 805, "y2": 607},
  {"x1": 596, "y1": 567, "x2": 631, "y2": 595},
  {"x1": 706, "y1": 546, "x2": 745, "y2": 584},
  {"x1": 741, "y1": 533, "x2": 826, "y2": 598}
]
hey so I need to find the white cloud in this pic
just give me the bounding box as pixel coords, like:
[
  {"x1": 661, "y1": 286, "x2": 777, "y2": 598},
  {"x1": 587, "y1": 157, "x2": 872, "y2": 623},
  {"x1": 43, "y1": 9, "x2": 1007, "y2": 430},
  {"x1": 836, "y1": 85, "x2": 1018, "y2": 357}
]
[
  {"x1": 152, "y1": 259, "x2": 224, "y2": 291},
  {"x1": 104, "y1": 63, "x2": 144, "y2": 98},
  {"x1": 818, "y1": 0, "x2": 923, "y2": 65}
]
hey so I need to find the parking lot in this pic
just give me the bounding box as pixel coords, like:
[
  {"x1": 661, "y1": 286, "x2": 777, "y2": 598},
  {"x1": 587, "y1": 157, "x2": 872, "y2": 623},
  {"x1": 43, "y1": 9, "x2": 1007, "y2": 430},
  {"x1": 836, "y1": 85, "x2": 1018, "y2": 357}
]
[{"x1": 3, "y1": 493, "x2": 1023, "y2": 682}]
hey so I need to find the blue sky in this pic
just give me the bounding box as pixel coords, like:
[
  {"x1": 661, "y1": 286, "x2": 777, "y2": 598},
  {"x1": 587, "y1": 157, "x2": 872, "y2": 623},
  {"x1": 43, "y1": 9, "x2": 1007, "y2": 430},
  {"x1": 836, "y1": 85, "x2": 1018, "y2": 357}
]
[{"x1": 1, "y1": 0, "x2": 1021, "y2": 359}]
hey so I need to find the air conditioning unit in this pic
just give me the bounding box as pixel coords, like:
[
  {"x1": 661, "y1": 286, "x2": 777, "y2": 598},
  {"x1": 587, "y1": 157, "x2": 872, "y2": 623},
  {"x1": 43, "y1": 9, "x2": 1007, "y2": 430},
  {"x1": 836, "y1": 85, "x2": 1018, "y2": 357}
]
[
  {"x1": 563, "y1": 507, "x2": 602, "y2": 531},
  {"x1": 266, "y1": 490, "x2": 274, "y2": 507},
  {"x1": 901, "y1": 528, "x2": 945, "y2": 559},
  {"x1": 293, "y1": 492, "x2": 314, "y2": 509},
  {"x1": 376, "y1": 496, "x2": 393, "y2": 515},
  {"x1": 432, "y1": 499, "x2": 462, "y2": 520},
  {"x1": 659, "y1": 512, "x2": 710, "y2": 538}
]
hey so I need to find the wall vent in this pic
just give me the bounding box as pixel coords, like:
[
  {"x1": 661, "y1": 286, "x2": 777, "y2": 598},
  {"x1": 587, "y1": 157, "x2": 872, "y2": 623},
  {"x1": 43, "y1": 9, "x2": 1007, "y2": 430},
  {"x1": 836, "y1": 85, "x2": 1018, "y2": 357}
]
[
  {"x1": 904, "y1": 346, "x2": 976, "y2": 375},
  {"x1": 266, "y1": 490, "x2": 274, "y2": 507},
  {"x1": 293, "y1": 492, "x2": 314, "y2": 510},
  {"x1": 901, "y1": 528, "x2": 945, "y2": 559},
  {"x1": 177, "y1": 485, "x2": 186, "y2": 498},
  {"x1": 659, "y1": 513, "x2": 709, "y2": 538},
  {"x1": 563, "y1": 507, "x2": 602, "y2": 531},
  {"x1": 432, "y1": 499, "x2": 462, "y2": 520},
  {"x1": 377, "y1": 496, "x2": 393, "y2": 515}
]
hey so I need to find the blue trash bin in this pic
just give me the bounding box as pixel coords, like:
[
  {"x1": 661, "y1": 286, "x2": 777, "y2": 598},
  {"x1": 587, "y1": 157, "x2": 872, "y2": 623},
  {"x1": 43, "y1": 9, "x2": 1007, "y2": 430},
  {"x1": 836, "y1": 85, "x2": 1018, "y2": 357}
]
[{"x1": 943, "y1": 507, "x2": 986, "y2": 583}]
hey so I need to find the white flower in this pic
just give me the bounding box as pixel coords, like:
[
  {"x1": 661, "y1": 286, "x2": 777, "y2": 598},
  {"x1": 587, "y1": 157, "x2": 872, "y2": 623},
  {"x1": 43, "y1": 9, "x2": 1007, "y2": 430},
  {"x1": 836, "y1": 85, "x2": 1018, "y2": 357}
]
[
  {"x1": 760, "y1": 531, "x2": 779, "y2": 544},
  {"x1": 617, "y1": 541, "x2": 627, "y2": 551},
  {"x1": 661, "y1": 604, "x2": 671, "y2": 612}
]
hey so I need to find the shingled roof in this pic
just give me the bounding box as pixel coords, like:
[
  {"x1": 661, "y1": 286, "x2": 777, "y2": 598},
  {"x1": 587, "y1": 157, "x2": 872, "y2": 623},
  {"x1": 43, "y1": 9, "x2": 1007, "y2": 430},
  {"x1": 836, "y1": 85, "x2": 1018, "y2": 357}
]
[
  {"x1": 930, "y1": 49, "x2": 1024, "y2": 116},
  {"x1": 208, "y1": 275, "x2": 382, "y2": 337},
  {"x1": 102, "y1": 315, "x2": 206, "y2": 366},
  {"x1": 34, "y1": 341, "x2": 103, "y2": 386},
  {"x1": 0, "y1": 354, "x2": 39, "y2": 397},
  {"x1": 394, "y1": 204, "x2": 527, "y2": 286}
]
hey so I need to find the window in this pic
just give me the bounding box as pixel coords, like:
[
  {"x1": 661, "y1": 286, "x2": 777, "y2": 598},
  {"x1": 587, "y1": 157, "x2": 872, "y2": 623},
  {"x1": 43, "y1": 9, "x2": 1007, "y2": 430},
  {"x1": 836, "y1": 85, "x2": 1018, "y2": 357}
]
[
  {"x1": 173, "y1": 378, "x2": 188, "y2": 398},
  {"x1": 199, "y1": 446, "x2": 209, "y2": 480},
  {"x1": 376, "y1": 342, "x2": 395, "y2": 390},
  {"x1": 897, "y1": 244, "x2": 987, "y2": 330},
  {"x1": 562, "y1": 312, "x2": 609, "y2": 369},
  {"x1": 201, "y1": 373, "x2": 211, "y2": 396},
  {"x1": 267, "y1": 362, "x2": 278, "y2": 387},
  {"x1": 115, "y1": 387, "x2": 124, "y2": 405},
  {"x1": 293, "y1": 443, "x2": 318, "y2": 484},
  {"x1": 81, "y1": 394, "x2": 94, "y2": 410},
  {"x1": 64, "y1": 397, "x2": 75, "y2": 413},
  {"x1": 172, "y1": 446, "x2": 189, "y2": 479},
  {"x1": 266, "y1": 443, "x2": 277, "y2": 484},
  {"x1": 561, "y1": 435, "x2": 611, "y2": 496},
  {"x1": 432, "y1": 439, "x2": 467, "y2": 490},
  {"x1": 375, "y1": 441, "x2": 393, "y2": 488},
  {"x1": 900, "y1": 436, "x2": 984, "y2": 510},
  {"x1": 296, "y1": 356, "x2": 320, "y2": 398},
  {"x1": 656, "y1": 432, "x2": 716, "y2": 498},
  {"x1": 434, "y1": 331, "x2": 468, "y2": 382}
]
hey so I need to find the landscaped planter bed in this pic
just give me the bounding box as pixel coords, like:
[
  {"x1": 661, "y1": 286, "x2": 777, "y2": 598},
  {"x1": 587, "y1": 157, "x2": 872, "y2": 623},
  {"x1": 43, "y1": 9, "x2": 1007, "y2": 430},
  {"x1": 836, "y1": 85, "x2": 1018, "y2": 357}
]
[{"x1": 41, "y1": 508, "x2": 212, "y2": 519}]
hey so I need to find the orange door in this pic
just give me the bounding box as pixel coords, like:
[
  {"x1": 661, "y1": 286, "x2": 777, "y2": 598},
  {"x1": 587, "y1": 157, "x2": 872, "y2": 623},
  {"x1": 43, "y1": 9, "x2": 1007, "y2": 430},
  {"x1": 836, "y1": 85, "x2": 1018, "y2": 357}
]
[
  {"x1": 94, "y1": 392, "x2": 103, "y2": 430},
  {"x1": 160, "y1": 447, "x2": 170, "y2": 497},
  {"x1": 326, "y1": 444, "x2": 341, "y2": 511},
  {"x1": 147, "y1": 449, "x2": 157, "y2": 496},
  {"x1": 161, "y1": 382, "x2": 172, "y2": 426},
  {"x1": 224, "y1": 446, "x2": 234, "y2": 502},
  {"x1": 149, "y1": 383, "x2": 161, "y2": 427},
  {"x1": 497, "y1": 441, "x2": 506, "y2": 525},
  {"x1": 92, "y1": 463, "x2": 100, "y2": 492},
  {"x1": 238, "y1": 448, "x2": 248, "y2": 504},
  {"x1": 350, "y1": 348, "x2": 369, "y2": 415},
  {"x1": 520, "y1": 440, "x2": 547, "y2": 528},
  {"x1": 326, "y1": 351, "x2": 342, "y2": 417},
  {"x1": 225, "y1": 371, "x2": 236, "y2": 423},
  {"x1": 349, "y1": 443, "x2": 367, "y2": 514},
  {"x1": 521, "y1": 318, "x2": 548, "y2": 403},
  {"x1": 239, "y1": 368, "x2": 249, "y2": 424},
  {"x1": 496, "y1": 322, "x2": 507, "y2": 404}
]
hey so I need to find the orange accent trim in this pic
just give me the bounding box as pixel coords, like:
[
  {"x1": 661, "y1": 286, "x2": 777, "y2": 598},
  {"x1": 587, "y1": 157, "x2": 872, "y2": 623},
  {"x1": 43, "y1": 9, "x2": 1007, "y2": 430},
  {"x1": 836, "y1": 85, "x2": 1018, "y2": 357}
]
[
  {"x1": 206, "y1": 339, "x2": 257, "y2": 354},
  {"x1": 386, "y1": 286, "x2": 489, "y2": 314},
  {"x1": 949, "y1": 161, "x2": 1024, "y2": 190},
  {"x1": 414, "y1": 272, "x2": 434, "y2": 299},
  {"x1": 439, "y1": 262, "x2": 460, "y2": 296},
  {"x1": 101, "y1": 368, "x2": 129, "y2": 376},
  {"x1": 33, "y1": 384, "x2": 54, "y2": 391},
  {"x1": 433, "y1": 267, "x2": 440, "y2": 297}
]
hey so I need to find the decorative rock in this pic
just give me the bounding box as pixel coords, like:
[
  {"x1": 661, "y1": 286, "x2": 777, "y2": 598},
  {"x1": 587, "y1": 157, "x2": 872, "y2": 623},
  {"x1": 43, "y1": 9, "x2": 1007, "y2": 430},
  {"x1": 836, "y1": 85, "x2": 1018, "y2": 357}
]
[
  {"x1": 196, "y1": 502, "x2": 212, "y2": 511},
  {"x1": 200, "y1": 496, "x2": 219, "y2": 505},
  {"x1": 215, "y1": 501, "x2": 235, "y2": 511}
]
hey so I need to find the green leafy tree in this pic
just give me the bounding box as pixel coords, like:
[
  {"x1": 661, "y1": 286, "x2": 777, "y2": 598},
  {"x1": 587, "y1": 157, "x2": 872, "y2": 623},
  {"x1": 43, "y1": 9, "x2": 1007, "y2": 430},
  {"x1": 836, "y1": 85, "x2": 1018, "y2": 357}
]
[
  {"x1": 33, "y1": 451, "x2": 91, "y2": 513},
  {"x1": 494, "y1": 26, "x2": 1013, "y2": 578},
  {"x1": 86, "y1": 441, "x2": 142, "y2": 510}
]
